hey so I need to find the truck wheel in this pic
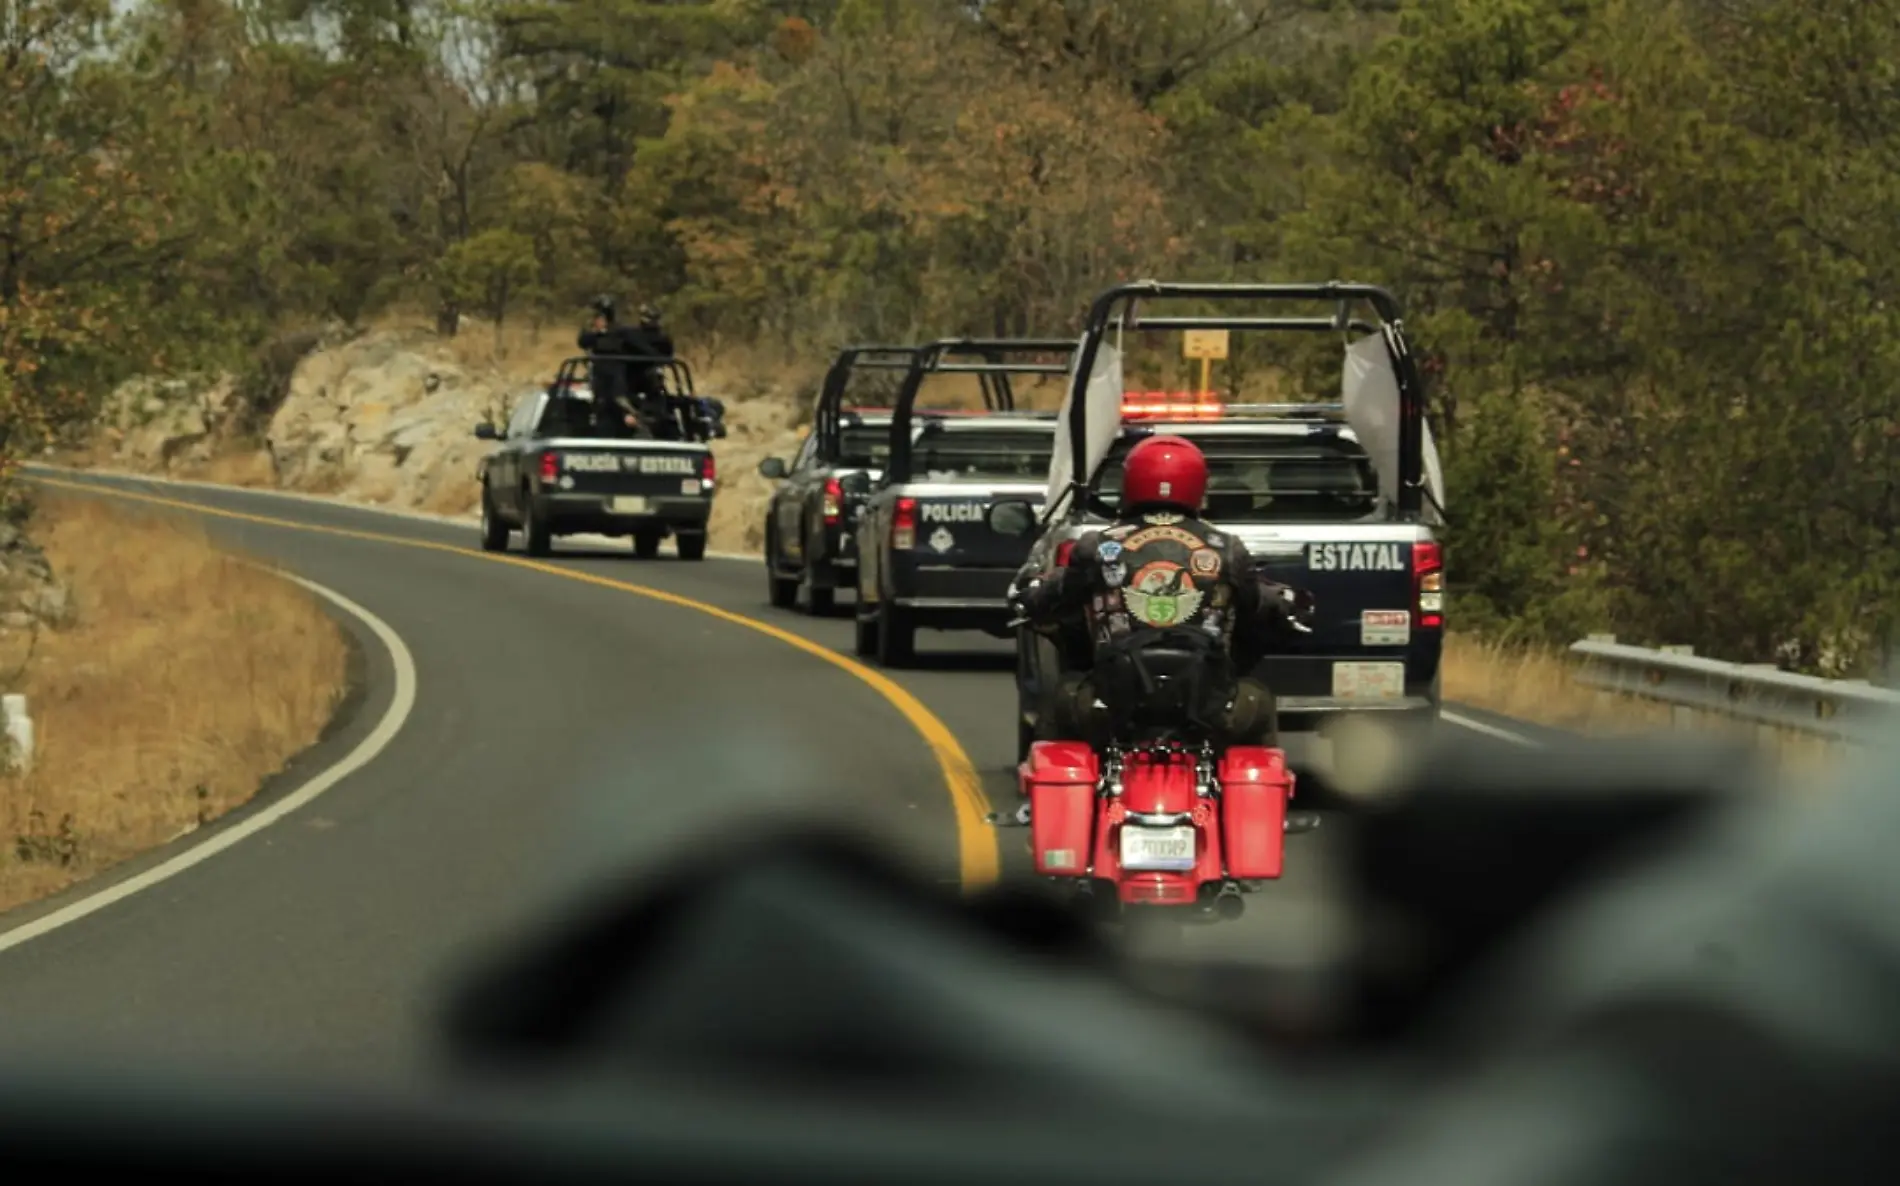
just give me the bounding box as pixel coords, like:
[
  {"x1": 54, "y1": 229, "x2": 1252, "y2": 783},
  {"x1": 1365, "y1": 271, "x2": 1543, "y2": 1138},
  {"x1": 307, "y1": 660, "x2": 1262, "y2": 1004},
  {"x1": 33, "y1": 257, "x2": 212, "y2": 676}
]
[
  {"x1": 877, "y1": 601, "x2": 915, "y2": 668},
  {"x1": 676, "y1": 530, "x2": 707, "y2": 561},
  {"x1": 765, "y1": 530, "x2": 797, "y2": 608},
  {"x1": 479, "y1": 484, "x2": 508, "y2": 553},
  {"x1": 852, "y1": 611, "x2": 877, "y2": 658},
  {"x1": 804, "y1": 579, "x2": 835, "y2": 617},
  {"x1": 523, "y1": 493, "x2": 553, "y2": 557},
  {"x1": 633, "y1": 531, "x2": 663, "y2": 559},
  {"x1": 798, "y1": 517, "x2": 835, "y2": 615}
]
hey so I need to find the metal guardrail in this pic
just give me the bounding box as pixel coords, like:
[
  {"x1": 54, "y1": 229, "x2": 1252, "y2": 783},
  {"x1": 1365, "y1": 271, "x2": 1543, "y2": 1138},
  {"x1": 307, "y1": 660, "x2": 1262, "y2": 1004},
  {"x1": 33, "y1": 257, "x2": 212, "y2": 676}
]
[{"x1": 1568, "y1": 636, "x2": 1900, "y2": 742}]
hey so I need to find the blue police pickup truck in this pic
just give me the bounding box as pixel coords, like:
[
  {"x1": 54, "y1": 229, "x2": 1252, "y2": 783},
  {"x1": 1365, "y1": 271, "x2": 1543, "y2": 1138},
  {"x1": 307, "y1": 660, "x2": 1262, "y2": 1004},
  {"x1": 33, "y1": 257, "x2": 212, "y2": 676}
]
[{"x1": 989, "y1": 282, "x2": 1447, "y2": 759}]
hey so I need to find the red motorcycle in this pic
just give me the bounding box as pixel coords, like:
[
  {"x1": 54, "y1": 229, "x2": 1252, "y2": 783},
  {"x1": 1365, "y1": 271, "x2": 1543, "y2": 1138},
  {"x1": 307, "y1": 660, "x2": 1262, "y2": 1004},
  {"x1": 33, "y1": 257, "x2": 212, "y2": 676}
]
[
  {"x1": 1020, "y1": 738, "x2": 1294, "y2": 920},
  {"x1": 1016, "y1": 632, "x2": 1301, "y2": 922}
]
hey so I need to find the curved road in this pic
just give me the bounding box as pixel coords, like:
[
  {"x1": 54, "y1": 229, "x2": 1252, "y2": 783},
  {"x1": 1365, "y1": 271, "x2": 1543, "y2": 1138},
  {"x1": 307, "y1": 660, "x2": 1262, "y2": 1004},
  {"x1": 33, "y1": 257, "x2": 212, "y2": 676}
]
[{"x1": 0, "y1": 468, "x2": 1538, "y2": 1084}]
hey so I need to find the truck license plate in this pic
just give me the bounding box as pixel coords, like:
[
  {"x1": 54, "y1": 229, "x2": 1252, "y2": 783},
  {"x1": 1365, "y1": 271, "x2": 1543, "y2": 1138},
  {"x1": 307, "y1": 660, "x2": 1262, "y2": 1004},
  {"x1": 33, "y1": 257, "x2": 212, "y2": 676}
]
[
  {"x1": 1119, "y1": 825, "x2": 1196, "y2": 872},
  {"x1": 1332, "y1": 661, "x2": 1405, "y2": 702},
  {"x1": 609, "y1": 496, "x2": 648, "y2": 514}
]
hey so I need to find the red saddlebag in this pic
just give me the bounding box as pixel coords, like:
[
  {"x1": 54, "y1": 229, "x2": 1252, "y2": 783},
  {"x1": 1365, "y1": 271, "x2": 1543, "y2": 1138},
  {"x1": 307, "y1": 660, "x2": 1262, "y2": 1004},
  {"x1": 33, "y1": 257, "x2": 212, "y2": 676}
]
[
  {"x1": 1020, "y1": 741, "x2": 1098, "y2": 877},
  {"x1": 1219, "y1": 746, "x2": 1292, "y2": 879}
]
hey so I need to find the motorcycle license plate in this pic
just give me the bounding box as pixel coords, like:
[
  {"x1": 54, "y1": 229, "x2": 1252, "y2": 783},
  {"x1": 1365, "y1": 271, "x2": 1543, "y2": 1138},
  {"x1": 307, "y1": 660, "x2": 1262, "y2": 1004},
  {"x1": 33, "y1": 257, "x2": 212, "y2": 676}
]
[
  {"x1": 609, "y1": 496, "x2": 649, "y2": 514},
  {"x1": 1119, "y1": 825, "x2": 1196, "y2": 872}
]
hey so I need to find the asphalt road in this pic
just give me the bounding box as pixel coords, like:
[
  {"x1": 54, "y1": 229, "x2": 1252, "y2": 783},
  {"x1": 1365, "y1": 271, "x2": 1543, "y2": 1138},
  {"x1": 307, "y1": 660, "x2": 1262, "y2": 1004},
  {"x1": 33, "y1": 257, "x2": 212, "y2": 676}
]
[{"x1": 0, "y1": 468, "x2": 1543, "y2": 1085}]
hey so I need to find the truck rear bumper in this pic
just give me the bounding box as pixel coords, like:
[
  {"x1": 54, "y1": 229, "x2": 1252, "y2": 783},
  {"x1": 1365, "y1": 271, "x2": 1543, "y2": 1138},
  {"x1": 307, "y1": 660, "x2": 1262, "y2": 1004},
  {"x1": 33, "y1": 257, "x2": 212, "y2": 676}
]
[
  {"x1": 541, "y1": 493, "x2": 711, "y2": 533},
  {"x1": 1272, "y1": 695, "x2": 1440, "y2": 733},
  {"x1": 891, "y1": 566, "x2": 1016, "y2": 634}
]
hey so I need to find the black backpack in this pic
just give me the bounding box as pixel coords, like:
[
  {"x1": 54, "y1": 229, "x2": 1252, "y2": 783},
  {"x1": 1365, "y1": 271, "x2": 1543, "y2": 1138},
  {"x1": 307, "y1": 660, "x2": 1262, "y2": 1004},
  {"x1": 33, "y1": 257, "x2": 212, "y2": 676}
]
[{"x1": 1090, "y1": 626, "x2": 1234, "y2": 743}]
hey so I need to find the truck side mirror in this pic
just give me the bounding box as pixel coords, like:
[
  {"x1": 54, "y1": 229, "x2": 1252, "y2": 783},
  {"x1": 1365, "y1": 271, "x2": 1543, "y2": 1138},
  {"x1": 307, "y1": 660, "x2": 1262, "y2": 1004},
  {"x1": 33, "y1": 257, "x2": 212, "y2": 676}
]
[{"x1": 986, "y1": 500, "x2": 1037, "y2": 538}]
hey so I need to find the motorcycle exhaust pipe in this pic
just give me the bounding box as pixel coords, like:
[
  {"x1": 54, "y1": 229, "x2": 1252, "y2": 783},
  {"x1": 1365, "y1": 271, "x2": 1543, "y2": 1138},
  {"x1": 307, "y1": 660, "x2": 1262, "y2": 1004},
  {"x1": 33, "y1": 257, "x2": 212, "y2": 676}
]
[{"x1": 1215, "y1": 893, "x2": 1245, "y2": 920}]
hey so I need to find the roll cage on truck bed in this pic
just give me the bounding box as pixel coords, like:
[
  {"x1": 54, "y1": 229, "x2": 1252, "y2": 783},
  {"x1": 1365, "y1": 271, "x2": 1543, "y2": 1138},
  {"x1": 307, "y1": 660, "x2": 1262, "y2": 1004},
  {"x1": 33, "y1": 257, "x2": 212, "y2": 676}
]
[
  {"x1": 759, "y1": 344, "x2": 926, "y2": 614},
  {"x1": 546, "y1": 353, "x2": 723, "y2": 442},
  {"x1": 851, "y1": 337, "x2": 1079, "y2": 667},
  {"x1": 985, "y1": 281, "x2": 1449, "y2": 760},
  {"x1": 474, "y1": 353, "x2": 720, "y2": 559}
]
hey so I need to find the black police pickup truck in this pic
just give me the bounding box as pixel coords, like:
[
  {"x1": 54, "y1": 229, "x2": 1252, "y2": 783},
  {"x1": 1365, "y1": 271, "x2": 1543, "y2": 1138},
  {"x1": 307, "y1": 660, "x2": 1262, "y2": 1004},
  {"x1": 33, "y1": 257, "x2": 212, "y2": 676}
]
[
  {"x1": 758, "y1": 346, "x2": 920, "y2": 615},
  {"x1": 852, "y1": 339, "x2": 1079, "y2": 667},
  {"x1": 760, "y1": 343, "x2": 1053, "y2": 616},
  {"x1": 475, "y1": 356, "x2": 717, "y2": 559},
  {"x1": 991, "y1": 282, "x2": 1448, "y2": 759}
]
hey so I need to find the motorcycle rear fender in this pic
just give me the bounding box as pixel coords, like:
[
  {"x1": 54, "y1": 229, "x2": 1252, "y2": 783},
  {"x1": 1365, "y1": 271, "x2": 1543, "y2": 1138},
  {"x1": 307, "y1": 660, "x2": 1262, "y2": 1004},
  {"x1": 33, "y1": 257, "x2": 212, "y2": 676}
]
[{"x1": 1096, "y1": 756, "x2": 1225, "y2": 903}]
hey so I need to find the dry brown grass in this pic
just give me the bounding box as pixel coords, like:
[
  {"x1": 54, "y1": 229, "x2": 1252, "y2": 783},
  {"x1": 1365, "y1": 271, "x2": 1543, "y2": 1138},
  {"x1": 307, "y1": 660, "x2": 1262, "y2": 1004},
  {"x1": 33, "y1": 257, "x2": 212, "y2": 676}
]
[
  {"x1": 0, "y1": 494, "x2": 350, "y2": 912},
  {"x1": 1443, "y1": 634, "x2": 1845, "y2": 777}
]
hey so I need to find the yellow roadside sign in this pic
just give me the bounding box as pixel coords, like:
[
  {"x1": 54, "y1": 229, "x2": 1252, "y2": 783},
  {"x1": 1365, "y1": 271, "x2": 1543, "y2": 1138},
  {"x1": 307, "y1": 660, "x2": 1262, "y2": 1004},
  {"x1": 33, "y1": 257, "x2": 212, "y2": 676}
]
[{"x1": 1181, "y1": 329, "x2": 1230, "y2": 360}]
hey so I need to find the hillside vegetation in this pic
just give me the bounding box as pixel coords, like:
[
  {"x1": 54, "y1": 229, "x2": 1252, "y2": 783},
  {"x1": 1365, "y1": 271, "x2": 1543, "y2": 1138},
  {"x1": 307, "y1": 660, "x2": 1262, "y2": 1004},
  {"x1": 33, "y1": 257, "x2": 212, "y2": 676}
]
[{"x1": 5, "y1": 0, "x2": 1897, "y2": 674}]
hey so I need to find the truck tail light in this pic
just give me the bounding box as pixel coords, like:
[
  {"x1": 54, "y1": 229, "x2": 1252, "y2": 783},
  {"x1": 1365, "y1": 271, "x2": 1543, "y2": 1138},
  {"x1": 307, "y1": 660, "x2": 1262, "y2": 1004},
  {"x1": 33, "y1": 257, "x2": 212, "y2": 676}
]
[
  {"x1": 700, "y1": 453, "x2": 716, "y2": 483},
  {"x1": 893, "y1": 497, "x2": 917, "y2": 550},
  {"x1": 539, "y1": 451, "x2": 558, "y2": 481},
  {"x1": 1414, "y1": 541, "x2": 1444, "y2": 629},
  {"x1": 823, "y1": 477, "x2": 843, "y2": 527}
]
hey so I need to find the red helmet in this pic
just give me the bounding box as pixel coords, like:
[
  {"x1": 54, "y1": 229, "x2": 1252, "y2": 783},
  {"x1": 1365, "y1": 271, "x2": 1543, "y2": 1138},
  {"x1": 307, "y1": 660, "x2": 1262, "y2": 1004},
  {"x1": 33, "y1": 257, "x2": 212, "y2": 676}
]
[{"x1": 1122, "y1": 434, "x2": 1207, "y2": 513}]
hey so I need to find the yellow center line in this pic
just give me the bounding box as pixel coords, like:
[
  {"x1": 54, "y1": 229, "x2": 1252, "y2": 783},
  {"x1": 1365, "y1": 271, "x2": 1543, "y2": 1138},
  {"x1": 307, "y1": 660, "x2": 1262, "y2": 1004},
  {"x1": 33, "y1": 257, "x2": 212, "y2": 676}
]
[{"x1": 26, "y1": 474, "x2": 1002, "y2": 889}]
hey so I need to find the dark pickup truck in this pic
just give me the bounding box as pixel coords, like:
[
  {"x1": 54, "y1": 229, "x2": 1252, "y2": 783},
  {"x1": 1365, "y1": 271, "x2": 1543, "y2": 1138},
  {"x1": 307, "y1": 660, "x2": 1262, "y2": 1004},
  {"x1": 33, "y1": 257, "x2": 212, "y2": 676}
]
[
  {"x1": 852, "y1": 338, "x2": 1079, "y2": 666},
  {"x1": 991, "y1": 281, "x2": 1449, "y2": 759},
  {"x1": 475, "y1": 356, "x2": 718, "y2": 559},
  {"x1": 758, "y1": 344, "x2": 1033, "y2": 616}
]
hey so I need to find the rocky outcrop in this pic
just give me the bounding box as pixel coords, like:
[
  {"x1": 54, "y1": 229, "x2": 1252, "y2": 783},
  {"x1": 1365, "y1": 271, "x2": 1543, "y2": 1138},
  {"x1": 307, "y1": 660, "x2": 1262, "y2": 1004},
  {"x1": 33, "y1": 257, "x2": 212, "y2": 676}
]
[
  {"x1": 89, "y1": 326, "x2": 813, "y2": 549},
  {"x1": 263, "y1": 329, "x2": 518, "y2": 514},
  {"x1": 0, "y1": 516, "x2": 70, "y2": 634},
  {"x1": 708, "y1": 395, "x2": 805, "y2": 556},
  {"x1": 95, "y1": 374, "x2": 238, "y2": 472}
]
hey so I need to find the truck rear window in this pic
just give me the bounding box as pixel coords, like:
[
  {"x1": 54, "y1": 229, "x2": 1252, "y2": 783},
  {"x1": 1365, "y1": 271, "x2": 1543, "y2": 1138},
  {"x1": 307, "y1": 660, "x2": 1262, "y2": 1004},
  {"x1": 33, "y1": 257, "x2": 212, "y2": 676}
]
[
  {"x1": 914, "y1": 428, "x2": 1054, "y2": 480},
  {"x1": 1095, "y1": 437, "x2": 1379, "y2": 523},
  {"x1": 536, "y1": 392, "x2": 668, "y2": 441},
  {"x1": 838, "y1": 426, "x2": 893, "y2": 469}
]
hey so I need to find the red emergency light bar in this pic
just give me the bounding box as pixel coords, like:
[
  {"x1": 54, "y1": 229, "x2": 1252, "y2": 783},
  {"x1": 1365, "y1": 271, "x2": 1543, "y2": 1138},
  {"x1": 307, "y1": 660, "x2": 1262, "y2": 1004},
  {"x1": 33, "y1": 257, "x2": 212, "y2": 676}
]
[{"x1": 1121, "y1": 392, "x2": 1224, "y2": 421}]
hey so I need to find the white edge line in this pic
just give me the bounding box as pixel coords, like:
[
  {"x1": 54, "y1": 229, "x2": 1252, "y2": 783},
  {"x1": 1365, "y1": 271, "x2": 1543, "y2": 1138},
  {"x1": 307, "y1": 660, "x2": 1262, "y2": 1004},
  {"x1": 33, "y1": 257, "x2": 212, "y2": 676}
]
[
  {"x1": 21, "y1": 461, "x2": 766, "y2": 563},
  {"x1": 0, "y1": 570, "x2": 419, "y2": 954},
  {"x1": 1442, "y1": 710, "x2": 1538, "y2": 747}
]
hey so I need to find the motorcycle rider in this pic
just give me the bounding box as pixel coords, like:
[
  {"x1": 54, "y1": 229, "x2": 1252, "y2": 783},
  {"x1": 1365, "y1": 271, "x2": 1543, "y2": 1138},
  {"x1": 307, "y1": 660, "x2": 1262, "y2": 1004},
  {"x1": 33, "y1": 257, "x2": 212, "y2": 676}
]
[{"x1": 1013, "y1": 434, "x2": 1314, "y2": 753}]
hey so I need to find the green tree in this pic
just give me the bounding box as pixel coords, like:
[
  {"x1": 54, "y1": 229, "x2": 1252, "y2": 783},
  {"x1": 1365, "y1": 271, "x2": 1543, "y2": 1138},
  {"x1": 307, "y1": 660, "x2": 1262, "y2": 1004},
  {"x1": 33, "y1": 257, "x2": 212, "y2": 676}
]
[{"x1": 441, "y1": 228, "x2": 540, "y2": 343}]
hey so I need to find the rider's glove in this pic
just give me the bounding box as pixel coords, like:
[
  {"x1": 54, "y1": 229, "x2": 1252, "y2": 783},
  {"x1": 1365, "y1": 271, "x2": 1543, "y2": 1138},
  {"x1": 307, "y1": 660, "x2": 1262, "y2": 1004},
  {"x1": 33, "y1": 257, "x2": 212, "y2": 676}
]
[
  {"x1": 1285, "y1": 587, "x2": 1316, "y2": 633},
  {"x1": 1009, "y1": 575, "x2": 1049, "y2": 627}
]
